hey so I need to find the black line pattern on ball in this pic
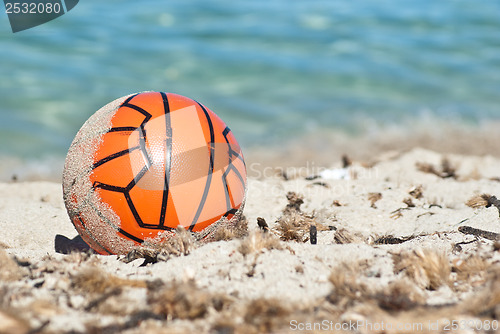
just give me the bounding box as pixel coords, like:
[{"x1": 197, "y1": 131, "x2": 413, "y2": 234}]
[
  {"x1": 87, "y1": 197, "x2": 145, "y2": 244},
  {"x1": 158, "y1": 92, "x2": 173, "y2": 229},
  {"x1": 108, "y1": 126, "x2": 137, "y2": 133},
  {"x1": 221, "y1": 126, "x2": 246, "y2": 210},
  {"x1": 87, "y1": 94, "x2": 245, "y2": 241},
  {"x1": 188, "y1": 102, "x2": 216, "y2": 231},
  {"x1": 188, "y1": 105, "x2": 246, "y2": 230},
  {"x1": 89, "y1": 93, "x2": 175, "y2": 244}
]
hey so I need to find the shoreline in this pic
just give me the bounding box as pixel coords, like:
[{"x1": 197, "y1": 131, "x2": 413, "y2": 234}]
[{"x1": 2, "y1": 120, "x2": 500, "y2": 182}]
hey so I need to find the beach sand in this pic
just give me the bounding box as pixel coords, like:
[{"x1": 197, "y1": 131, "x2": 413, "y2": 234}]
[{"x1": 1, "y1": 147, "x2": 500, "y2": 333}]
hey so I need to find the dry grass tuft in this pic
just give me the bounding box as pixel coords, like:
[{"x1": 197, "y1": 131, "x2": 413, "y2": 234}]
[
  {"x1": 393, "y1": 249, "x2": 450, "y2": 290},
  {"x1": 157, "y1": 225, "x2": 196, "y2": 256},
  {"x1": 327, "y1": 262, "x2": 370, "y2": 307},
  {"x1": 451, "y1": 255, "x2": 490, "y2": 287},
  {"x1": 213, "y1": 215, "x2": 248, "y2": 241},
  {"x1": 334, "y1": 228, "x2": 366, "y2": 244},
  {"x1": 275, "y1": 210, "x2": 311, "y2": 242},
  {"x1": 243, "y1": 298, "x2": 291, "y2": 334},
  {"x1": 148, "y1": 280, "x2": 233, "y2": 321},
  {"x1": 375, "y1": 280, "x2": 425, "y2": 311},
  {"x1": 274, "y1": 192, "x2": 318, "y2": 242},
  {"x1": 465, "y1": 194, "x2": 500, "y2": 217},
  {"x1": 466, "y1": 194, "x2": 491, "y2": 208},
  {"x1": 459, "y1": 265, "x2": 500, "y2": 317},
  {"x1": 124, "y1": 226, "x2": 197, "y2": 264},
  {"x1": 238, "y1": 231, "x2": 283, "y2": 256},
  {"x1": 72, "y1": 266, "x2": 147, "y2": 294}
]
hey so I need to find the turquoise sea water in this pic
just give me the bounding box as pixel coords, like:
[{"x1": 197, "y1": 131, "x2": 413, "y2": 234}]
[{"x1": 1, "y1": 0, "x2": 500, "y2": 158}]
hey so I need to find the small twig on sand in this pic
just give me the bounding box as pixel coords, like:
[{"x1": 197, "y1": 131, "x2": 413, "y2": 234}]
[
  {"x1": 458, "y1": 226, "x2": 500, "y2": 241},
  {"x1": 374, "y1": 235, "x2": 416, "y2": 245},
  {"x1": 452, "y1": 240, "x2": 476, "y2": 252}
]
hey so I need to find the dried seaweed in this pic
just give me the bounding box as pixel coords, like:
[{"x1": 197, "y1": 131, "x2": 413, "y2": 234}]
[
  {"x1": 416, "y1": 157, "x2": 457, "y2": 179},
  {"x1": 368, "y1": 192, "x2": 382, "y2": 208}
]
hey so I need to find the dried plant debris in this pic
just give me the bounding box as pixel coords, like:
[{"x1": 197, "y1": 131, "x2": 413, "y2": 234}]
[
  {"x1": 123, "y1": 226, "x2": 197, "y2": 265},
  {"x1": 374, "y1": 235, "x2": 416, "y2": 245},
  {"x1": 466, "y1": 194, "x2": 491, "y2": 208},
  {"x1": 459, "y1": 266, "x2": 500, "y2": 317},
  {"x1": 416, "y1": 157, "x2": 457, "y2": 179},
  {"x1": 238, "y1": 231, "x2": 283, "y2": 256},
  {"x1": 213, "y1": 215, "x2": 248, "y2": 241},
  {"x1": 274, "y1": 192, "x2": 315, "y2": 242},
  {"x1": 310, "y1": 181, "x2": 329, "y2": 188},
  {"x1": 375, "y1": 280, "x2": 425, "y2": 311},
  {"x1": 148, "y1": 280, "x2": 233, "y2": 321},
  {"x1": 402, "y1": 197, "x2": 415, "y2": 208},
  {"x1": 368, "y1": 192, "x2": 382, "y2": 208},
  {"x1": 243, "y1": 298, "x2": 291, "y2": 333},
  {"x1": 275, "y1": 212, "x2": 311, "y2": 242},
  {"x1": 495, "y1": 241, "x2": 500, "y2": 251},
  {"x1": 452, "y1": 239, "x2": 476, "y2": 252},
  {"x1": 458, "y1": 225, "x2": 500, "y2": 241},
  {"x1": 390, "y1": 205, "x2": 413, "y2": 219},
  {"x1": 341, "y1": 154, "x2": 352, "y2": 168},
  {"x1": 334, "y1": 228, "x2": 367, "y2": 244},
  {"x1": 409, "y1": 185, "x2": 424, "y2": 199},
  {"x1": 393, "y1": 249, "x2": 450, "y2": 290},
  {"x1": 2, "y1": 245, "x2": 500, "y2": 334},
  {"x1": 72, "y1": 266, "x2": 147, "y2": 294},
  {"x1": 466, "y1": 194, "x2": 500, "y2": 216},
  {"x1": 451, "y1": 255, "x2": 490, "y2": 287},
  {"x1": 327, "y1": 261, "x2": 370, "y2": 307},
  {"x1": 283, "y1": 191, "x2": 304, "y2": 214}
]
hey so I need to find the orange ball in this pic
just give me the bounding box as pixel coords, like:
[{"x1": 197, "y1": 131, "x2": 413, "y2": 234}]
[{"x1": 63, "y1": 92, "x2": 247, "y2": 255}]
